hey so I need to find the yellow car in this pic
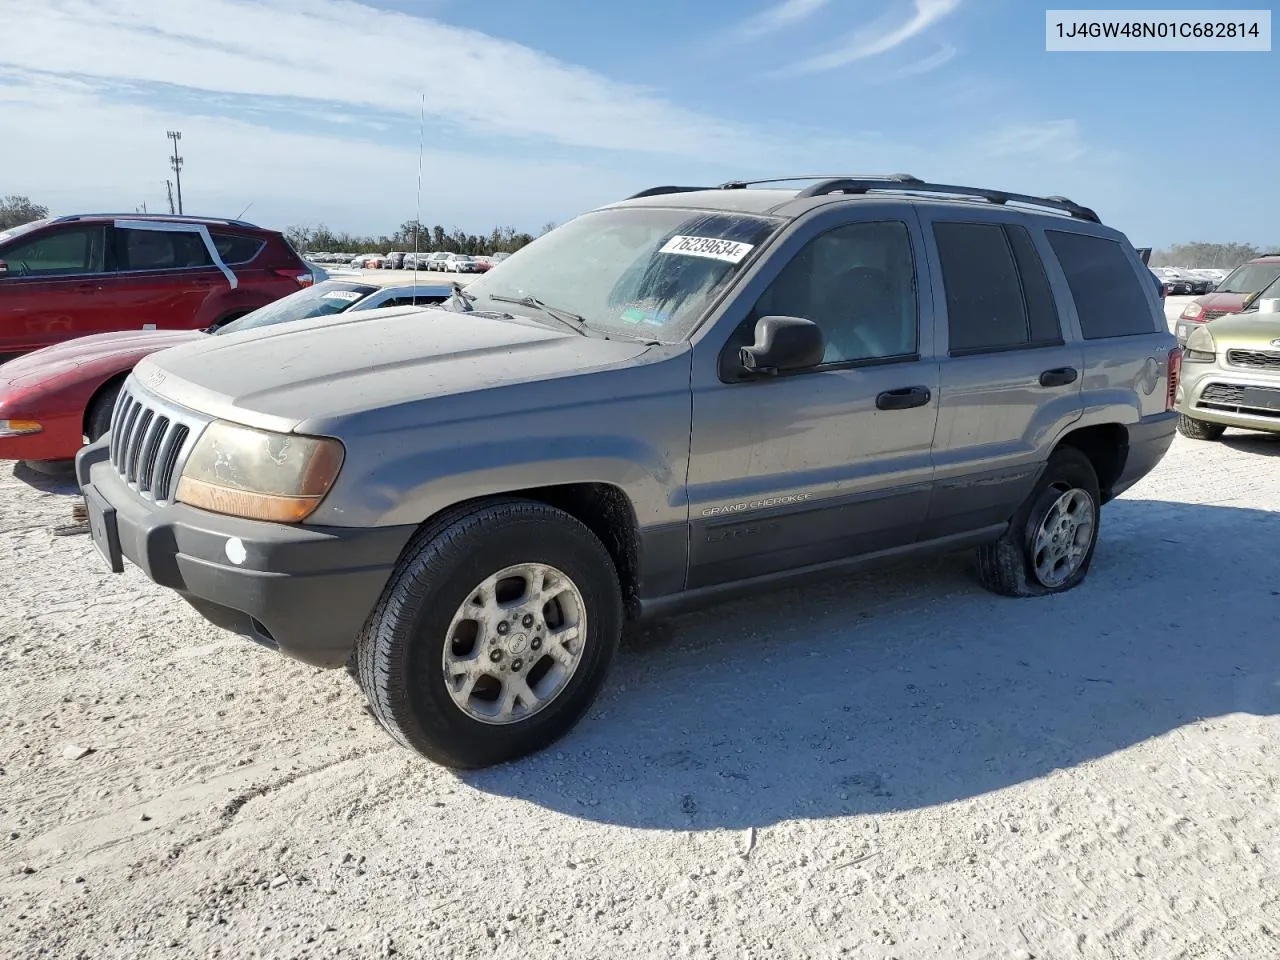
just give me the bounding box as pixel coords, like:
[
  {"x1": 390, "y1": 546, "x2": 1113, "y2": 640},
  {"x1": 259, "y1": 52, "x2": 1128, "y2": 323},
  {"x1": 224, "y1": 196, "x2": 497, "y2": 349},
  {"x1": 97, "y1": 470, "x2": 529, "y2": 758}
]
[{"x1": 1176, "y1": 288, "x2": 1280, "y2": 440}]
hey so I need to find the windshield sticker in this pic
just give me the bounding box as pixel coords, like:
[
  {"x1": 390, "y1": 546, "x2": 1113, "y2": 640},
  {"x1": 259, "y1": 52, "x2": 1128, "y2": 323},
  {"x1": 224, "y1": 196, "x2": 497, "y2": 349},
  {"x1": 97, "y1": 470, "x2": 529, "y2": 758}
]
[
  {"x1": 658, "y1": 235, "x2": 755, "y2": 264},
  {"x1": 620, "y1": 306, "x2": 670, "y2": 327},
  {"x1": 322, "y1": 290, "x2": 364, "y2": 302}
]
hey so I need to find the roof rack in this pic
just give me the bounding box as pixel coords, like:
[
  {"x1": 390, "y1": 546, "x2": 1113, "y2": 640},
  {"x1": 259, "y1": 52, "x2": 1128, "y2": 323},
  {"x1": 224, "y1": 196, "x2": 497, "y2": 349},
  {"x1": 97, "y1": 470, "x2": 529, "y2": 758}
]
[
  {"x1": 718, "y1": 174, "x2": 924, "y2": 190},
  {"x1": 788, "y1": 177, "x2": 1100, "y2": 223},
  {"x1": 625, "y1": 186, "x2": 711, "y2": 200},
  {"x1": 51, "y1": 213, "x2": 261, "y2": 228}
]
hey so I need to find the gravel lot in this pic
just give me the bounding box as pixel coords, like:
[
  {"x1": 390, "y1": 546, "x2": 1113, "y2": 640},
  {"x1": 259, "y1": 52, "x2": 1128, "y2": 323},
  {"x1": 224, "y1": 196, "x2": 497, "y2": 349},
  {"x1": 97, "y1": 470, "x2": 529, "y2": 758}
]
[{"x1": 2, "y1": 294, "x2": 1278, "y2": 959}]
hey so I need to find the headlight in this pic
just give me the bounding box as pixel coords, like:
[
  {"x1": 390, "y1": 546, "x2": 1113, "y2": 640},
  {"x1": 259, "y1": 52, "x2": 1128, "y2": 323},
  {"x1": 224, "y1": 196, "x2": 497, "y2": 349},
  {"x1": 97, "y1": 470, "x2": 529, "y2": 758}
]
[
  {"x1": 175, "y1": 421, "x2": 344, "y2": 523},
  {"x1": 1183, "y1": 325, "x2": 1216, "y2": 363},
  {"x1": 1181, "y1": 302, "x2": 1204, "y2": 320}
]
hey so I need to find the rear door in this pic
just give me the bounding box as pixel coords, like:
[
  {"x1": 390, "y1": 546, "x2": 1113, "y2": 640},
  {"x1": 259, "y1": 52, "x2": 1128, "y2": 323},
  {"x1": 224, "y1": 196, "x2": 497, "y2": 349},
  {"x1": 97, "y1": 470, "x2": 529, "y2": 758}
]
[
  {"x1": 0, "y1": 223, "x2": 114, "y2": 353},
  {"x1": 106, "y1": 223, "x2": 229, "y2": 333},
  {"x1": 917, "y1": 211, "x2": 1084, "y2": 539}
]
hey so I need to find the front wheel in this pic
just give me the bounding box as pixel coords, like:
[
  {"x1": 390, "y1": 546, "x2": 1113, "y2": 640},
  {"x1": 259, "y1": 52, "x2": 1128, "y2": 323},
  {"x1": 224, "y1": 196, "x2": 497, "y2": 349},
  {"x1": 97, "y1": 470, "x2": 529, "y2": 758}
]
[
  {"x1": 1176, "y1": 414, "x2": 1225, "y2": 441},
  {"x1": 974, "y1": 447, "x2": 1101, "y2": 598},
  {"x1": 355, "y1": 499, "x2": 623, "y2": 768}
]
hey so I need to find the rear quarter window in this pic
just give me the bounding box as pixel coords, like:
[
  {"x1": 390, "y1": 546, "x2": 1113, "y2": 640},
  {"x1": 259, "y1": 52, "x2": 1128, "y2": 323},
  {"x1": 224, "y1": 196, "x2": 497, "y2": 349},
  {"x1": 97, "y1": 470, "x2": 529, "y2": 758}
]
[
  {"x1": 1046, "y1": 231, "x2": 1155, "y2": 339},
  {"x1": 211, "y1": 232, "x2": 266, "y2": 264}
]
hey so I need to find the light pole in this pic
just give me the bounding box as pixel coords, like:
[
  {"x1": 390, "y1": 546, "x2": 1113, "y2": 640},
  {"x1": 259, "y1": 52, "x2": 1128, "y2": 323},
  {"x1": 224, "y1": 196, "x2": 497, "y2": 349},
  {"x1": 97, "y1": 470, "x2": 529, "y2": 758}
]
[{"x1": 166, "y1": 130, "x2": 184, "y2": 215}]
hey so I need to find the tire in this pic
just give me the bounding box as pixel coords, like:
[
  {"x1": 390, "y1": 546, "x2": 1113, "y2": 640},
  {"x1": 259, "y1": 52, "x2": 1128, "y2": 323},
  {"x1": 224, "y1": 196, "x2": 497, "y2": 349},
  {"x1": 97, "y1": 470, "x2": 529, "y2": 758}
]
[
  {"x1": 1176, "y1": 414, "x2": 1225, "y2": 441},
  {"x1": 21, "y1": 459, "x2": 76, "y2": 477},
  {"x1": 973, "y1": 446, "x2": 1101, "y2": 598},
  {"x1": 86, "y1": 380, "x2": 123, "y2": 443},
  {"x1": 355, "y1": 499, "x2": 623, "y2": 768}
]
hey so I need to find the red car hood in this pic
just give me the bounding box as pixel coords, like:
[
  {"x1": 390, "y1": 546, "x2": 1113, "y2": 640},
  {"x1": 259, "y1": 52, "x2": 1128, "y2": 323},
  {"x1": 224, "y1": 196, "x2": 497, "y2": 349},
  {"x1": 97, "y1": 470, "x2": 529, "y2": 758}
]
[
  {"x1": 1192, "y1": 291, "x2": 1251, "y2": 313},
  {"x1": 0, "y1": 329, "x2": 203, "y2": 389}
]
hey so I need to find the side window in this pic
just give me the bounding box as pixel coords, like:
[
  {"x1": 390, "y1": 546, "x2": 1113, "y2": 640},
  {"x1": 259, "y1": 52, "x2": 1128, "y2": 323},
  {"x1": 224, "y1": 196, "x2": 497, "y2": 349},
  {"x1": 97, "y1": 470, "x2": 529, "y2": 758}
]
[
  {"x1": 749, "y1": 220, "x2": 918, "y2": 365},
  {"x1": 934, "y1": 222, "x2": 1032, "y2": 354},
  {"x1": 1046, "y1": 230, "x2": 1155, "y2": 339},
  {"x1": 1004, "y1": 225, "x2": 1062, "y2": 343},
  {"x1": 117, "y1": 229, "x2": 213, "y2": 272},
  {"x1": 0, "y1": 226, "x2": 108, "y2": 277},
  {"x1": 210, "y1": 232, "x2": 265, "y2": 264}
]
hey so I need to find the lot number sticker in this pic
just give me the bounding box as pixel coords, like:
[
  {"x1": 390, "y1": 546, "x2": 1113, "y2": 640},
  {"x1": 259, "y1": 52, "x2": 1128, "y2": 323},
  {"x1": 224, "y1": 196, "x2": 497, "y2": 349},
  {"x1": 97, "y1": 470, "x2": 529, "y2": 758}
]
[
  {"x1": 323, "y1": 291, "x2": 364, "y2": 302},
  {"x1": 659, "y1": 235, "x2": 755, "y2": 264}
]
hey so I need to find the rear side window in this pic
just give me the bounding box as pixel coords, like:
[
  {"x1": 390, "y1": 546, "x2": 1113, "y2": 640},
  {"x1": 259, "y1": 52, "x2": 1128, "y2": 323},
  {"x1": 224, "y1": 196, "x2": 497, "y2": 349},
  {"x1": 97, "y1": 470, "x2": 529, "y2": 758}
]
[
  {"x1": 118, "y1": 229, "x2": 213, "y2": 271},
  {"x1": 934, "y1": 222, "x2": 1062, "y2": 355},
  {"x1": 1046, "y1": 231, "x2": 1154, "y2": 339},
  {"x1": 211, "y1": 232, "x2": 265, "y2": 264}
]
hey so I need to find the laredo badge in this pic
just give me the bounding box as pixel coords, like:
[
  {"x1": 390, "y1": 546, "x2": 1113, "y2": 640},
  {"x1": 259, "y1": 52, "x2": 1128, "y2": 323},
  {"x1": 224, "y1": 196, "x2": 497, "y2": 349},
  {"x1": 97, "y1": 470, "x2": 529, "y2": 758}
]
[{"x1": 659, "y1": 235, "x2": 755, "y2": 264}]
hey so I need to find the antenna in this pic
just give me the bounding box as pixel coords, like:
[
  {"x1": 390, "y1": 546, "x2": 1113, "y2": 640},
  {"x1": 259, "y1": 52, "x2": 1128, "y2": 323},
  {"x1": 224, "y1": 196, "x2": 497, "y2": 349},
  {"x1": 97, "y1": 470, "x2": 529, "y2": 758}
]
[
  {"x1": 413, "y1": 92, "x2": 424, "y2": 287},
  {"x1": 166, "y1": 130, "x2": 184, "y2": 215},
  {"x1": 235, "y1": 201, "x2": 253, "y2": 220}
]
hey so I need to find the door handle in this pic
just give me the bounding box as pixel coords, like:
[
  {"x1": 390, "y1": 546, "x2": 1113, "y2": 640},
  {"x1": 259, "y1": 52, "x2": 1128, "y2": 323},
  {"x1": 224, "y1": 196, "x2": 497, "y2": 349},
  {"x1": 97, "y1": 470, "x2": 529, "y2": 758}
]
[
  {"x1": 75, "y1": 283, "x2": 100, "y2": 295},
  {"x1": 875, "y1": 386, "x2": 931, "y2": 411},
  {"x1": 1039, "y1": 366, "x2": 1079, "y2": 387}
]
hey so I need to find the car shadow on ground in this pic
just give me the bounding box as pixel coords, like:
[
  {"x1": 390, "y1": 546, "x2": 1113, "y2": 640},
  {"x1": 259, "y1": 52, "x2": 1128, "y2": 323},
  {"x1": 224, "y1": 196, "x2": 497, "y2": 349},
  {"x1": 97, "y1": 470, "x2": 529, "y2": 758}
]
[
  {"x1": 1222, "y1": 431, "x2": 1280, "y2": 457},
  {"x1": 8, "y1": 460, "x2": 81, "y2": 495},
  {"x1": 464, "y1": 498, "x2": 1280, "y2": 829}
]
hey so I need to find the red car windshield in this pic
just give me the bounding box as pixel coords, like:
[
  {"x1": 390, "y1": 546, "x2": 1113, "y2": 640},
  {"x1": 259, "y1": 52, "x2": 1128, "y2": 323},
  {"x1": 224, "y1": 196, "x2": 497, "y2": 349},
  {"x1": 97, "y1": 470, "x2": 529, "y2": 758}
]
[
  {"x1": 1216, "y1": 262, "x2": 1280, "y2": 295},
  {"x1": 217, "y1": 281, "x2": 378, "y2": 335}
]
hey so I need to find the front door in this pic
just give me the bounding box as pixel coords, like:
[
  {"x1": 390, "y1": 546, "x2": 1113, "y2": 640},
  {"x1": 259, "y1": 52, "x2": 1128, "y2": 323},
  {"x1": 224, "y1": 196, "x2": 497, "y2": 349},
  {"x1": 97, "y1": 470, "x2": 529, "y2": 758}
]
[
  {"x1": 685, "y1": 210, "x2": 940, "y2": 589},
  {"x1": 0, "y1": 224, "x2": 114, "y2": 354}
]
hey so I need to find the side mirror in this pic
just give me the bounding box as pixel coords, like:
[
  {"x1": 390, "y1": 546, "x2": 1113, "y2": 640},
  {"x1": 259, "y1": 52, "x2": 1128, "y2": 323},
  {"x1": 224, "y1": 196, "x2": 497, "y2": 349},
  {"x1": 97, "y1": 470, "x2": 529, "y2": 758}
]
[{"x1": 739, "y1": 315, "x2": 825, "y2": 376}]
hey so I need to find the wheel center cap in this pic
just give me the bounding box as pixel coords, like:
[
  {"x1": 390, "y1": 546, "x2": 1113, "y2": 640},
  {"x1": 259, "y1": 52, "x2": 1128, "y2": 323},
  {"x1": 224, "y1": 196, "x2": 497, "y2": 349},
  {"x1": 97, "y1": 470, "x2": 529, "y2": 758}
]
[{"x1": 508, "y1": 634, "x2": 529, "y2": 655}]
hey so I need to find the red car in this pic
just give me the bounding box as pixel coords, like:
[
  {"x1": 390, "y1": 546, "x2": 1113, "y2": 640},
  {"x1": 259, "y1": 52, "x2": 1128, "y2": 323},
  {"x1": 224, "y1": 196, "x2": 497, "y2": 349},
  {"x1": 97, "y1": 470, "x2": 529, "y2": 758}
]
[
  {"x1": 0, "y1": 278, "x2": 452, "y2": 472},
  {"x1": 1178, "y1": 254, "x2": 1280, "y2": 330},
  {"x1": 0, "y1": 214, "x2": 312, "y2": 360}
]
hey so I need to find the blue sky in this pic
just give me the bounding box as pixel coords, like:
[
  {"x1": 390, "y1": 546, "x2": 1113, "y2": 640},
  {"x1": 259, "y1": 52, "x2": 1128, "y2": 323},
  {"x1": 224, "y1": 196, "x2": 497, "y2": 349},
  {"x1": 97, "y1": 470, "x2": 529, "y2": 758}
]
[{"x1": 0, "y1": 0, "x2": 1273, "y2": 246}]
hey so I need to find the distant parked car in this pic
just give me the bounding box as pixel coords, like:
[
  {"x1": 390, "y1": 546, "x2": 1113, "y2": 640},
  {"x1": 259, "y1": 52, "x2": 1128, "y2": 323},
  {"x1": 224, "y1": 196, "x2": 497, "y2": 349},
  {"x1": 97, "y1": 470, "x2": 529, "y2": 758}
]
[
  {"x1": 384, "y1": 252, "x2": 407, "y2": 270},
  {"x1": 446, "y1": 254, "x2": 482, "y2": 273},
  {"x1": 0, "y1": 278, "x2": 452, "y2": 472},
  {"x1": 1176, "y1": 254, "x2": 1280, "y2": 343},
  {"x1": 0, "y1": 214, "x2": 312, "y2": 361},
  {"x1": 423, "y1": 252, "x2": 454, "y2": 272}
]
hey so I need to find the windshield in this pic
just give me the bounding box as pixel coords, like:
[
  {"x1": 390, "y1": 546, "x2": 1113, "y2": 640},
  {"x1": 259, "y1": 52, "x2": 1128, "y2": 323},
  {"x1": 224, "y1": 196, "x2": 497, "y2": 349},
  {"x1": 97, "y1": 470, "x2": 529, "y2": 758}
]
[
  {"x1": 216, "y1": 281, "x2": 378, "y2": 335},
  {"x1": 0, "y1": 218, "x2": 53, "y2": 245},
  {"x1": 1216, "y1": 262, "x2": 1280, "y2": 295},
  {"x1": 456, "y1": 207, "x2": 781, "y2": 341}
]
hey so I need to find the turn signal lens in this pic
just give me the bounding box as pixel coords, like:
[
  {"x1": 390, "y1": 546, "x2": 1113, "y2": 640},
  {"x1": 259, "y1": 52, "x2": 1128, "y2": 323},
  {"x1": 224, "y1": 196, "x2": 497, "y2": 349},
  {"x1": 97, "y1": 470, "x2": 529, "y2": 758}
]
[{"x1": 0, "y1": 419, "x2": 42, "y2": 437}]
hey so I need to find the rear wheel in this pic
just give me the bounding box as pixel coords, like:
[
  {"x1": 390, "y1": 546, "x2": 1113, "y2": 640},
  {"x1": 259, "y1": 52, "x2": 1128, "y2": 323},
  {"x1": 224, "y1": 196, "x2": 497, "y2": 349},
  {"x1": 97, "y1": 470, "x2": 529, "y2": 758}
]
[
  {"x1": 974, "y1": 447, "x2": 1101, "y2": 598},
  {"x1": 355, "y1": 499, "x2": 623, "y2": 768},
  {"x1": 1176, "y1": 414, "x2": 1225, "y2": 441}
]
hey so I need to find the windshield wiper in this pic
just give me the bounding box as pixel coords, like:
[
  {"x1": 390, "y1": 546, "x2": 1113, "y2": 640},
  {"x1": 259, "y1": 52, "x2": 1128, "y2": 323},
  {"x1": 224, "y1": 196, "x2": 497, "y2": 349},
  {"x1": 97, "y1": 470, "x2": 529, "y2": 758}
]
[{"x1": 488, "y1": 294, "x2": 592, "y2": 337}]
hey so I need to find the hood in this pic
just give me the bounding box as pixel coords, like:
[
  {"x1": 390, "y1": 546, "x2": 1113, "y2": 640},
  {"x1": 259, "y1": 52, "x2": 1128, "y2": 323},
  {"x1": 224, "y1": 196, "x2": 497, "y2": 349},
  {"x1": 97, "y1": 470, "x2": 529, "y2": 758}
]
[
  {"x1": 135, "y1": 307, "x2": 654, "y2": 433},
  {"x1": 1193, "y1": 291, "x2": 1250, "y2": 313},
  {"x1": 0, "y1": 329, "x2": 202, "y2": 388},
  {"x1": 1204, "y1": 310, "x2": 1280, "y2": 348}
]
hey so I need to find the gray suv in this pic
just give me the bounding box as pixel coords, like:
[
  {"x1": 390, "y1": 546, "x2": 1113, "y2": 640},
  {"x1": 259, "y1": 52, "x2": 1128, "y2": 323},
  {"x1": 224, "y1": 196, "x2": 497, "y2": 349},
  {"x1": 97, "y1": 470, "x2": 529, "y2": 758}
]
[{"x1": 75, "y1": 175, "x2": 1179, "y2": 768}]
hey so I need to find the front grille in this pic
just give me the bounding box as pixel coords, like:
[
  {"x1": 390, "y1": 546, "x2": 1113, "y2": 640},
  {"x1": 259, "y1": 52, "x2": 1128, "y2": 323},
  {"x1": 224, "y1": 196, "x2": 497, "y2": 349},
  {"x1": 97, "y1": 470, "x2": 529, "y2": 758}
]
[
  {"x1": 1203, "y1": 310, "x2": 1228, "y2": 321},
  {"x1": 1227, "y1": 349, "x2": 1280, "y2": 370},
  {"x1": 1198, "y1": 381, "x2": 1280, "y2": 419},
  {"x1": 108, "y1": 382, "x2": 195, "y2": 502}
]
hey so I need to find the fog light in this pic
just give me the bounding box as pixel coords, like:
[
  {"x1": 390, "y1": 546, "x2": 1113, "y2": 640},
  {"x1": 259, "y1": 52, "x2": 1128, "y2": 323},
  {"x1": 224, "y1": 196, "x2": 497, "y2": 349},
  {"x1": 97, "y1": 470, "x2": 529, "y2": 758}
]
[{"x1": 0, "y1": 419, "x2": 42, "y2": 437}]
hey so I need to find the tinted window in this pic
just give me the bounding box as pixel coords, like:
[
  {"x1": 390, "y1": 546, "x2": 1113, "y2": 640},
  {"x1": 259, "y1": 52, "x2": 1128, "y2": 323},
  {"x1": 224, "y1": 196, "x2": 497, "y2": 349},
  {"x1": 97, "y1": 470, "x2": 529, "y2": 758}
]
[
  {"x1": 934, "y1": 222, "x2": 1029, "y2": 354},
  {"x1": 118, "y1": 229, "x2": 213, "y2": 271},
  {"x1": 1216, "y1": 261, "x2": 1280, "y2": 295},
  {"x1": 1046, "y1": 230, "x2": 1155, "y2": 339},
  {"x1": 0, "y1": 226, "x2": 108, "y2": 276},
  {"x1": 748, "y1": 221, "x2": 917, "y2": 364},
  {"x1": 1005, "y1": 225, "x2": 1062, "y2": 343},
  {"x1": 211, "y1": 232, "x2": 265, "y2": 264}
]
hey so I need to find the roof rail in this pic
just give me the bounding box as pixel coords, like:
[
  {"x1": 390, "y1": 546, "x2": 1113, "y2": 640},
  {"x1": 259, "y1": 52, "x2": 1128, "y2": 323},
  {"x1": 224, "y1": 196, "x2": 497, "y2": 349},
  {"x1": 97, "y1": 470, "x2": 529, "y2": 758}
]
[
  {"x1": 792, "y1": 178, "x2": 1100, "y2": 223},
  {"x1": 50, "y1": 213, "x2": 261, "y2": 228},
  {"x1": 625, "y1": 186, "x2": 711, "y2": 200},
  {"x1": 719, "y1": 174, "x2": 923, "y2": 190}
]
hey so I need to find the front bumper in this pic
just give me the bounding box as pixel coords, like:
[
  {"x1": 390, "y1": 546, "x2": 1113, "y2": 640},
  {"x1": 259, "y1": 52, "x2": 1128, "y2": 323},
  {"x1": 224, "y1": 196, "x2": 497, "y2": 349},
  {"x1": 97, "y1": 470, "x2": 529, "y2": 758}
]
[
  {"x1": 1177, "y1": 362, "x2": 1280, "y2": 434},
  {"x1": 76, "y1": 440, "x2": 417, "y2": 667}
]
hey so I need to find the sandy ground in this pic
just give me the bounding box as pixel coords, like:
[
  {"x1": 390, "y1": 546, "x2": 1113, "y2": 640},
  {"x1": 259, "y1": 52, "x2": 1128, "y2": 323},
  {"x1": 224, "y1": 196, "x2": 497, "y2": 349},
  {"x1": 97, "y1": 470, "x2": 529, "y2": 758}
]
[{"x1": 3, "y1": 295, "x2": 1278, "y2": 959}]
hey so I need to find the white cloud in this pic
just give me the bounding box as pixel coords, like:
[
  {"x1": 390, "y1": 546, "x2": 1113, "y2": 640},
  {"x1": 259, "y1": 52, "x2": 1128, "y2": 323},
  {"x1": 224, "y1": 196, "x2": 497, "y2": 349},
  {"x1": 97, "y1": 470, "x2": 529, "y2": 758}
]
[
  {"x1": 886, "y1": 43, "x2": 958, "y2": 80},
  {"x1": 732, "y1": 0, "x2": 831, "y2": 40},
  {"x1": 983, "y1": 120, "x2": 1088, "y2": 165},
  {"x1": 793, "y1": 0, "x2": 962, "y2": 72}
]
